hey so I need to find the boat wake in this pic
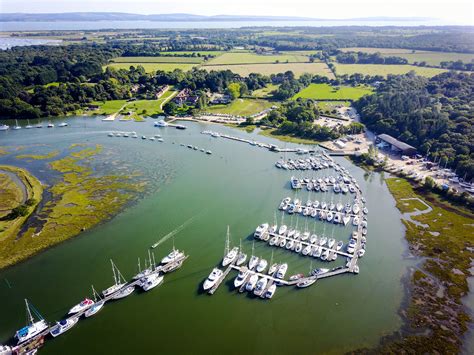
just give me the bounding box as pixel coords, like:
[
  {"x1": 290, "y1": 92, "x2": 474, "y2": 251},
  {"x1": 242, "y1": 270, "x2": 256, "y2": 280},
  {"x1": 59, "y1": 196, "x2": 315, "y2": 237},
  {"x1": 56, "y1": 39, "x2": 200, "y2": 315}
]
[{"x1": 151, "y1": 213, "x2": 203, "y2": 249}]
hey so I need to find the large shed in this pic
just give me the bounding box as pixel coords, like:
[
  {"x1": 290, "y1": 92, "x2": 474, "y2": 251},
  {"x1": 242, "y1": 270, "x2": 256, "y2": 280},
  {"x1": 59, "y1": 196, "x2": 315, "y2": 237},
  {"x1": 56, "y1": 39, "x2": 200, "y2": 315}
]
[{"x1": 376, "y1": 134, "x2": 417, "y2": 156}]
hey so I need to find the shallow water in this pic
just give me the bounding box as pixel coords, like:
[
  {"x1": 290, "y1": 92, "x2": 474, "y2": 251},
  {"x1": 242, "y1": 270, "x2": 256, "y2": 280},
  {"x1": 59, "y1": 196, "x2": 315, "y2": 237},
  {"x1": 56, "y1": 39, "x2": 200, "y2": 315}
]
[{"x1": 0, "y1": 117, "x2": 410, "y2": 354}]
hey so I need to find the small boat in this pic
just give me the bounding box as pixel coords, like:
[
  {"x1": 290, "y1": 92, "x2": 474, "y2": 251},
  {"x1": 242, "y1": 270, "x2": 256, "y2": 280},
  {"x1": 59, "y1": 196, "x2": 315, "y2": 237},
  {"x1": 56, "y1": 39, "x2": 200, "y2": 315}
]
[
  {"x1": 254, "y1": 277, "x2": 268, "y2": 296},
  {"x1": 278, "y1": 225, "x2": 287, "y2": 236},
  {"x1": 353, "y1": 204, "x2": 360, "y2": 215},
  {"x1": 313, "y1": 246, "x2": 322, "y2": 258},
  {"x1": 245, "y1": 274, "x2": 259, "y2": 291},
  {"x1": 58, "y1": 122, "x2": 68, "y2": 127},
  {"x1": 84, "y1": 286, "x2": 105, "y2": 318},
  {"x1": 206, "y1": 150, "x2": 212, "y2": 155},
  {"x1": 319, "y1": 236, "x2": 327, "y2": 246},
  {"x1": 112, "y1": 285, "x2": 135, "y2": 300},
  {"x1": 301, "y1": 232, "x2": 310, "y2": 241},
  {"x1": 269, "y1": 236, "x2": 278, "y2": 246},
  {"x1": 326, "y1": 211, "x2": 334, "y2": 222},
  {"x1": 276, "y1": 263, "x2": 288, "y2": 279},
  {"x1": 328, "y1": 238, "x2": 336, "y2": 249},
  {"x1": 347, "y1": 239, "x2": 357, "y2": 254},
  {"x1": 289, "y1": 273, "x2": 304, "y2": 281},
  {"x1": 353, "y1": 216, "x2": 360, "y2": 226},
  {"x1": 265, "y1": 284, "x2": 277, "y2": 299},
  {"x1": 353, "y1": 265, "x2": 360, "y2": 274},
  {"x1": 310, "y1": 234, "x2": 318, "y2": 244},
  {"x1": 268, "y1": 263, "x2": 278, "y2": 275},
  {"x1": 286, "y1": 239, "x2": 294, "y2": 250},
  {"x1": 342, "y1": 215, "x2": 351, "y2": 226},
  {"x1": 141, "y1": 136, "x2": 147, "y2": 139},
  {"x1": 296, "y1": 278, "x2": 316, "y2": 288},
  {"x1": 294, "y1": 231, "x2": 301, "y2": 240},
  {"x1": 311, "y1": 268, "x2": 329, "y2": 276},
  {"x1": 268, "y1": 224, "x2": 277, "y2": 235},
  {"x1": 363, "y1": 207, "x2": 368, "y2": 214},
  {"x1": 0, "y1": 124, "x2": 9, "y2": 131},
  {"x1": 279, "y1": 238, "x2": 287, "y2": 248},
  {"x1": 14, "y1": 300, "x2": 49, "y2": 345},
  {"x1": 141, "y1": 273, "x2": 164, "y2": 292},
  {"x1": 68, "y1": 298, "x2": 94, "y2": 315},
  {"x1": 47, "y1": 122, "x2": 54, "y2": 128},
  {"x1": 13, "y1": 119, "x2": 21, "y2": 130},
  {"x1": 256, "y1": 258, "x2": 268, "y2": 273},
  {"x1": 358, "y1": 249, "x2": 366, "y2": 257},
  {"x1": 287, "y1": 228, "x2": 296, "y2": 238},
  {"x1": 50, "y1": 317, "x2": 78, "y2": 338},
  {"x1": 236, "y1": 245, "x2": 247, "y2": 266},
  {"x1": 336, "y1": 203, "x2": 343, "y2": 212},
  {"x1": 222, "y1": 247, "x2": 239, "y2": 267},
  {"x1": 254, "y1": 223, "x2": 269, "y2": 239},
  {"x1": 333, "y1": 213, "x2": 342, "y2": 224},
  {"x1": 234, "y1": 269, "x2": 249, "y2": 288},
  {"x1": 203, "y1": 268, "x2": 223, "y2": 290},
  {"x1": 295, "y1": 242, "x2": 303, "y2": 253},
  {"x1": 154, "y1": 119, "x2": 168, "y2": 127},
  {"x1": 302, "y1": 245, "x2": 312, "y2": 255},
  {"x1": 336, "y1": 241, "x2": 344, "y2": 250},
  {"x1": 108, "y1": 132, "x2": 114, "y2": 137}
]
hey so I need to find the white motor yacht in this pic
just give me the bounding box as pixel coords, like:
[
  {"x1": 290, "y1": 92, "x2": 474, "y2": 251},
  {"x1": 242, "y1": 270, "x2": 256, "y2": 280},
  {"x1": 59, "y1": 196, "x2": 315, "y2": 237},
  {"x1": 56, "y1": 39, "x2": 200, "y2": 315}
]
[
  {"x1": 336, "y1": 241, "x2": 344, "y2": 250},
  {"x1": 203, "y1": 268, "x2": 223, "y2": 290},
  {"x1": 161, "y1": 248, "x2": 184, "y2": 264},
  {"x1": 50, "y1": 317, "x2": 78, "y2": 338},
  {"x1": 248, "y1": 255, "x2": 259, "y2": 270},
  {"x1": 256, "y1": 259, "x2": 268, "y2": 273},
  {"x1": 328, "y1": 238, "x2": 336, "y2": 249},
  {"x1": 222, "y1": 247, "x2": 239, "y2": 266},
  {"x1": 254, "y1": 278, "x2": 268, "y2": 296},
  {"x1": 254, "y1": 223, "x2": 269, "y2": 238},
  {"x1": 265, "y1": 284, "x2": 277, "y2": 299},
  {"x1": 84, "y1": 300, "x2": 105, "y2": 318},
  {"x1": 245, "y1": 274, "x2": 259, "y2": 291},
  {"x1": 68, "y1": 298, "x2": 94, "y2": 314},
  {"x1": 276, "y1": 263, "x2": 288, "y2": 279},
  {"x1": 278, "y1": 224, "x2": 287, "y2": 236},
  {"x1": 296, "y1": 278, "x2": 317, "y2": 288},
  {"x1": 234, "y1": 269, "x2": 249, "y2": 288}
]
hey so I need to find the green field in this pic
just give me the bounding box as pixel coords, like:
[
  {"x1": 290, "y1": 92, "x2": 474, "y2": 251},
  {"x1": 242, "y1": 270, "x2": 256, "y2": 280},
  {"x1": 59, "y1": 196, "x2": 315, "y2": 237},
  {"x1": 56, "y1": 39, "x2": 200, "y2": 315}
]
[
  {"x1": 106, "y1": 63, "x2": 197, "y2": 73},
  {"x1": 91, "y1": 100, "x2": 128, "y2": 114},
  {"x1": 203, "y1": 98, "x2": 274, "y2": 116},
  {"x1": 293, "y1": 83, "x2": 373, "y2": 100},
  {"x1": 340, "y1": 47, "x2": 474, "y2": 66},
  {"x1": 111, "y1": 56, "x2": 204, "y2": 64},
  {"x1": 203, "y1": 63, "x2": 334, "y2": 78},
  {"x1": 251, "y1": 84, "x2": 279, "y2": 98},
  {"x1": 205, "y1": 52, "x2": 309, "y2": 65},
  {"x1": 160, "y1": 51, "x2": 224, "y2": 56},
  {"x1": 333, "y1": 63, "x2": 447, "y2": 77},
  {"x1": 317, "y1": 101, "x2": 351, "y2": 112}
]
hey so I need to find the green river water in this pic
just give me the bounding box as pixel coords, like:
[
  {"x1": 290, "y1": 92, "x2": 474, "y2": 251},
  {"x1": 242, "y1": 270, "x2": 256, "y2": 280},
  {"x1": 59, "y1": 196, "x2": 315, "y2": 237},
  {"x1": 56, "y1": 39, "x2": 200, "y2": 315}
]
[{"x1": 0, "y1": 117, "x2": 410, "y2": 354}]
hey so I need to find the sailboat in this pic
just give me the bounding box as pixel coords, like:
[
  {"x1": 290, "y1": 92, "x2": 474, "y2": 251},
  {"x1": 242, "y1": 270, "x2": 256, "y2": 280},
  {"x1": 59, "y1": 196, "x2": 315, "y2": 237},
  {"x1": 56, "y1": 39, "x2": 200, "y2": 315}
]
[
  {"x1": 25, "y1": 120, "x2": 33, "y2": 129},
  {"x1": 102, "y1": 259, "x2": 127, "y2": 297},
  {"x1": 161, "y1": 239, "x2": 184, "y2": 264},
  {"x1": 222, "y1": 226, "x2": 238, "y2": 266},
  {"x1": 14, "y1": 299, "x2": 49, "y2": 344},
  {"x1": 236, "y1": 239, "x2": 247, "y2": 266},
  {"x1": 248, "y1": 241, "x2": 259, "y2": 270},
  {"x1": 296, "y1": 262, "x2": 317, "y2": 288},
  {"x1": 84, "y1": 286, "x2": 105, "y2": 318},
  {"x1": 268, "y1": 251, "x2": 278, "y2": 275},
  {"x1": 13, "y1": 119, "x2": 21, "y2": 130}
]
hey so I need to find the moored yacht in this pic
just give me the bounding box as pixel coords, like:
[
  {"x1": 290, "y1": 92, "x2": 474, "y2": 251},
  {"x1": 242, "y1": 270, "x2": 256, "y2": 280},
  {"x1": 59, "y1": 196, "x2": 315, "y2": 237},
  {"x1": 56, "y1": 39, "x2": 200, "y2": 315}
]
[
  {"x1": 276, "y1": 263, "x2": 288, "y2": 279},
  {"x1": 248, "y1": 255, "x2": 259, "y2": 270},
  {"x1": 203, "y1": 268, "x2": 223, "y2": 290},
  {"x1": 50, "y1": 317, "x2": 78, "y2": 338},
  {"x1": 0, "y1": 124, "x2": 9, "y2": 131},
  {"x1": 14, "y1": 300, "x2": 49, "y2": 344},
  {"x1": 256, "y1": 258, "x2": 268, "y2": 273},
  {"x1": 278, "y1": 225, "x2": 288, "y2": 236},
  {"x1": 254, "y1": 223, "x2": 269, "y2": 239},
  {"x1": 112, "y1": 285, "x2": 135, "y2": 300},
  {"x1": 265, "y1": 284, "x2": 277, "y2": 299},
  {"x1": 234, "y1": 268, "x2": 249, "y2": 288},
  {"x1": 222, "y1": 247, "x2": 239, "y2": 267},
  {"x1": 68, "y1": 298, "x2": 94, "y2": 315},
  {"x1": 254, "y1": 278, "x2": 268, "y2": 296},
  {"x1": 296, "y1": 278, "x2": 316, "y2": 288},
  {"x1": 245, "y1": 274, "x2": 259, "y2": 291},
  {"x1": 141, "y1": 273, "x2": 164, "y2": 292},
  {"x1": 161, "y1": 248, "x2": 184, "y2": 264}
]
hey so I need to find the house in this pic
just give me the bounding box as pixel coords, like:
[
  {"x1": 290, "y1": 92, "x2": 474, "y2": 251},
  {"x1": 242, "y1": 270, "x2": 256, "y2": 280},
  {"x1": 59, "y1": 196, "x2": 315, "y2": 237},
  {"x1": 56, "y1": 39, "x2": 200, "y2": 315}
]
[
  {"x1": 376, "y1": 134, "x2": 417, "y2": 156},
  {"x1": 209, "y1": 93, "x2": 231, "y2": 105},
  {"x1": 155, "y1": 85, "x2": 169, "y2": 99},
  {"x1": 173, "y1": 88, "x2": 199, "y2": 106}
]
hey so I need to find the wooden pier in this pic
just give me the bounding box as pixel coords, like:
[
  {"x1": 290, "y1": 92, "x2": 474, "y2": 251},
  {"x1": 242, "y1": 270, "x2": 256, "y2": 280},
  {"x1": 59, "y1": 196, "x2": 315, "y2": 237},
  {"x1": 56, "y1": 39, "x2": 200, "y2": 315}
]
[{"x1": 12, "y1": 254, "x2": 188, "y2": 354}]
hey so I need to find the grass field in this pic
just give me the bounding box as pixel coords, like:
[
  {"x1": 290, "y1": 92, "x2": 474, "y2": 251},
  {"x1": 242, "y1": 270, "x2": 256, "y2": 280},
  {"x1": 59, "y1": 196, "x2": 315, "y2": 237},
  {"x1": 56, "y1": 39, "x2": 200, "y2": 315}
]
[
  {"x1": 203, "y1": 63, "x2": 334, "y2": 78},
  {"x1": 333, "y1": 63, "x2": 447, "y2": 77},
  {"x1": 251, "y1": 84, "x2": 279, "y2": 98},
  {"x1": 203, "y1": 98, "x2": 274, "y2": 116},
  {"x1": 293, "y1": 83, "x2": 373, "y2": 100},
  {"x1": 205, "y1": 52, "x2": 309, "y2": 65},
  {"x1": 91, "y1": 100, "x2": 128, "y2": 115},
  {"x1": 111, "y1": 56, "x2": 204, "y2": 64},
  {"x1": 340, "y1": 47, "x2": 474, "y2": 66},
  {"x1": 160, "y1": 51, "x2": 224, "y2": 56},
  {"x1": 106, "y1": 63, "x2": 196, "y2": 73}
]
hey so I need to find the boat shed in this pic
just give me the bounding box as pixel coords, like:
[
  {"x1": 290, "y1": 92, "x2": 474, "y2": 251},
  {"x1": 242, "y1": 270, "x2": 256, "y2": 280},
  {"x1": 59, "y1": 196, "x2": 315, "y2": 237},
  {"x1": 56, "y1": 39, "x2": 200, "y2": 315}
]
[{"x1": 376, "y1": 134, "x2": 417, "y2": 156}]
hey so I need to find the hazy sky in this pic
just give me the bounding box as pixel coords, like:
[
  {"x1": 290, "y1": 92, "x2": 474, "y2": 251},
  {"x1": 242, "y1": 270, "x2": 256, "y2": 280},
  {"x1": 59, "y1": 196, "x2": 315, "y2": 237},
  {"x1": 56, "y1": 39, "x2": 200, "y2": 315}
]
[{"x1": 1, "y1": 0, "x2": 473, "y2": 24}]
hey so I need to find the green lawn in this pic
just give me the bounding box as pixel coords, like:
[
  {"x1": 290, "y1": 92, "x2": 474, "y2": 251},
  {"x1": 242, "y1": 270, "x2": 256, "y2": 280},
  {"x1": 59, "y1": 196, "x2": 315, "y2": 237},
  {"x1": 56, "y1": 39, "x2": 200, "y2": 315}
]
[
  {"x1": 251, "y1": 84, "x2": 279, "y2": 98},
  {"x1": 203, "y1": 63, "x2": 334, "y2": 78},
  {"x1": 111, "y1": 56, "x2": 204, "y2": 64},
  {"x1": 160, "y1": 51, "x2": 224, "y2": 56},
  {"x1": 339, "y1": 47, "x2": 474, "y2": 66},
  {"x1": 333, "y1": 63, "x2": 447, "y2": 77},
  {"x1": 106, "y1": 63, "x2": 196, "y2": 73},
  {"x1": 91, "y1": 100, "x2": 128, "y2": 115},
  {"x1": 293, "y1": 83, "x2": 373, "y2": 100},
  {"x1": 203, "y1": 98, "x2": 274, "y2": 116},
  {"x1": 317, "y1": 101, "x2": 351, "y2": 112},
  {"x1": 205, "y1": 52, "x2": 309, "y2": 65}
]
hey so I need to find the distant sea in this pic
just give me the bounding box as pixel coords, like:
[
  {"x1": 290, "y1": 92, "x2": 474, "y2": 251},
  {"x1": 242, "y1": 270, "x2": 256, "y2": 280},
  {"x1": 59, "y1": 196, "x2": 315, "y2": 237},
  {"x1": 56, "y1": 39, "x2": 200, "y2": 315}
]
[
  {"x1": 0, "y1": 19, "x2": 451, "y2": 32},
  {"x1": 0, "y1": 37, "x2": 62, "y2": 49}
]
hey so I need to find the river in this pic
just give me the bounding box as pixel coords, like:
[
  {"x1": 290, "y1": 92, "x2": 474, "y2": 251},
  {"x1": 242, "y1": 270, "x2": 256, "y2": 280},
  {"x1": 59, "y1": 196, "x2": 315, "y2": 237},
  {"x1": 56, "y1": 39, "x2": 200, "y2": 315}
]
[{"x1": 0, "y1": 117, "x2": 410, "y2": 354}]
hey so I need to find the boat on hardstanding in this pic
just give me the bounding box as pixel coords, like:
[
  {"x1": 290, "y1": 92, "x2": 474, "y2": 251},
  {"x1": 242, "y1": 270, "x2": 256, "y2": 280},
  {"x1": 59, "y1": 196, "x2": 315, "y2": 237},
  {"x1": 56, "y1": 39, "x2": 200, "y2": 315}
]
[
  {"x1": 203, "y1": 268, "x2": 223, "y2": 290},
  {"x1": 50, "y1": 317, "x2": 78, "y2": 338},
  {"x1": 14, "y1": 300, "x2": 49, "y2": 345},
  {"x1": 68, "y1": 298, "x2": 94, "y2": 315},
  {"x1": 102, "y1": 260, "x2": 127, "y2": 297},
  {"x1": 84, "y1": 286, "x2": 105, "y2": 318}
]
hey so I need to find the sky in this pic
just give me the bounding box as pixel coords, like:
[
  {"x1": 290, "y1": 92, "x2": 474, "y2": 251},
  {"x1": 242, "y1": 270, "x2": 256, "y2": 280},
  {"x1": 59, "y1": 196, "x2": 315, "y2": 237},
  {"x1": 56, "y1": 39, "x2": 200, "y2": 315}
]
[{"x1": 1, "y1": 0, "x2": 473, "y2": 25}]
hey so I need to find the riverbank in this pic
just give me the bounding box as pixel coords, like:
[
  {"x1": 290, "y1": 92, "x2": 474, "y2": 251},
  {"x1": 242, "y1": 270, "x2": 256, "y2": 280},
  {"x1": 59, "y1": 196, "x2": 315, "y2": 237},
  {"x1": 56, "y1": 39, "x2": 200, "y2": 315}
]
[
  {"x1": 0, "y1": 145, "x2": 145, "y2": 269},
  {"x1": 0, "y1": 165, "x2": 43, "y2": 248},
  {"x1": 370, "y1": 177, "x2": 473, "y2": 353}
]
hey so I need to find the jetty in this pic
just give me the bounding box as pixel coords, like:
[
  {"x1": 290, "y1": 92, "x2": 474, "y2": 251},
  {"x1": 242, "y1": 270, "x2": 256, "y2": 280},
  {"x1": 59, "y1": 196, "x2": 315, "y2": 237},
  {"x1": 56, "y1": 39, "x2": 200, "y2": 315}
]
[{"x1": 10, "y1": 254, "x2": 188, "y2": 354}]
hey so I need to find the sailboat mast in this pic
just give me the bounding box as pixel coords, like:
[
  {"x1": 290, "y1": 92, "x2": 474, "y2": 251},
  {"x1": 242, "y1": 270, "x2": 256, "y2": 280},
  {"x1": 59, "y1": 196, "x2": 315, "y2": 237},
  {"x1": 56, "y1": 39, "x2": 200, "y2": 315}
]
[
  {"x1": 224, "y1": 225, "x2": 230, "y2": 257},
  {"x1": 25, "y1": 299, "x2": 34, "y2": 324},
  {"x1": 110, "y1": 259, "x2": 118, "y2": 285}
]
